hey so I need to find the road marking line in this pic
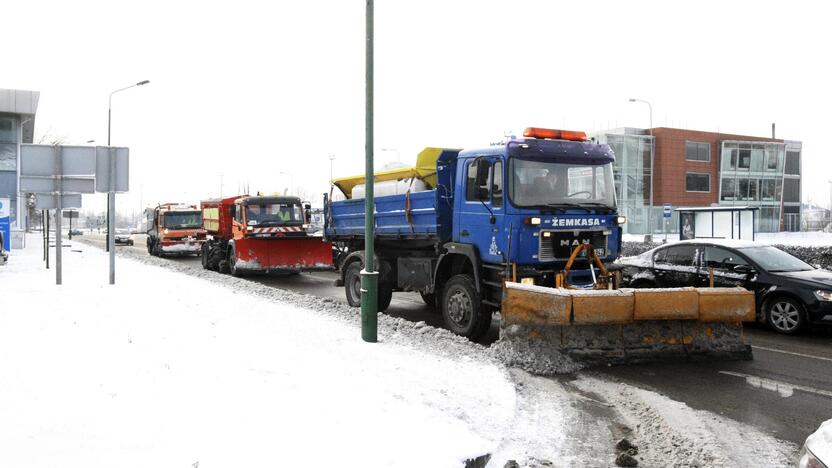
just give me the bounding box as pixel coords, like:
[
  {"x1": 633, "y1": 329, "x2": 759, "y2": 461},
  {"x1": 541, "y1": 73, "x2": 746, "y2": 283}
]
[
  {"x1": 719, "y1": 371, "x2": 832, "y2": 399},
  {"x1": 751, "y1": 344, "x2": 832, "y2": 363}
]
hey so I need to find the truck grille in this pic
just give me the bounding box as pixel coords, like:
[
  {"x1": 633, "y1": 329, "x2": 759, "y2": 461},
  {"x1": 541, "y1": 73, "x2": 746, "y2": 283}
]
[{"x1": 538, "y1": 229, "x2": 609, "y2": 262}]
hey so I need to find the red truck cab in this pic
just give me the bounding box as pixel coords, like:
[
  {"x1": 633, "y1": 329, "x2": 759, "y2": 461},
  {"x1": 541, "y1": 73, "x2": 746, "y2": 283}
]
[{"x1": 201, "y1": 195, "x2": 332, "y2": 275}]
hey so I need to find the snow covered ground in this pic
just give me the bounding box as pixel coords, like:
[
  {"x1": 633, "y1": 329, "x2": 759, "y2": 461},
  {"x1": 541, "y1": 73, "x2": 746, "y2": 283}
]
[
  {"x1": 623, "y1": 231, "x2": 832, "y2": 246},
  {"x1": 0, "y1": 236, "x2": 799, "y2": 467}
]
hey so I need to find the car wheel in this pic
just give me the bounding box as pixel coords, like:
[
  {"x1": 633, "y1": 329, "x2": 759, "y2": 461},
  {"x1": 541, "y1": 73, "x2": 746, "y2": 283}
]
[{"x1": 766, "y1": 297, "x2": 805, "y2": 335}]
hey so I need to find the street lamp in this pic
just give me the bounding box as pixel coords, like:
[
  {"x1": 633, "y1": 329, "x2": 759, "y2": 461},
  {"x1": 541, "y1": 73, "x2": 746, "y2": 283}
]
[
  {"x1": 328, "y1": 155, "x2": 336, "y2": 184},
  {"x1": 629, "y1": 98, "x2": 654, "y2": 239},
  {"x1": 106, "y1": 80, "x2": 149, "y2": 254}
]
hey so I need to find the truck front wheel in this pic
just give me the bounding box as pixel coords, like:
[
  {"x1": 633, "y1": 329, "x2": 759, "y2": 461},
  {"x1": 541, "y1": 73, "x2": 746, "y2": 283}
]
[{"x1": 442, "y1": 274, "x2": 491, "y2": 340}]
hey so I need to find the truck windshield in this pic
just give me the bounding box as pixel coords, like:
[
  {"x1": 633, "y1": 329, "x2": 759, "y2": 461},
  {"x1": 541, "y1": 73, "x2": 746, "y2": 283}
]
[
  {"x1": 246, "y1": 203, "x2": 303, "y2": 226},
  {"x1": 508, "y1": 158, "x2": 616, "y2": 209},
  {"x1": 163, "y1": 212, "x2": 202, "y2": 229}
]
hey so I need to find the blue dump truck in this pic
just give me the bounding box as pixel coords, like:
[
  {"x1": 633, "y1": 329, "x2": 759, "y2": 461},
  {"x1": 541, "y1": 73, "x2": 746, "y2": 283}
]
[{"x1": 326, "y1": 127, "x2": 626, "y2": 340}]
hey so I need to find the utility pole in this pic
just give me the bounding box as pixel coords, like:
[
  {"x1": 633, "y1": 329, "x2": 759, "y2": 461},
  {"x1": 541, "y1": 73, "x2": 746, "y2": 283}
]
[{"x1": 361, "y1": 0, "x2": 378, "y2": 343}]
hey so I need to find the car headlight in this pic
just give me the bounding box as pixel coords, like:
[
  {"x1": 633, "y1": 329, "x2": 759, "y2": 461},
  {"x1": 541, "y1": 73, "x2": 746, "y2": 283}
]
[
  {"x1": 814, "y1": 290, "x2": 832, "y2": 302},
  {"x1": 798, "y1": 444, "x2": 826, "y2": 468}
]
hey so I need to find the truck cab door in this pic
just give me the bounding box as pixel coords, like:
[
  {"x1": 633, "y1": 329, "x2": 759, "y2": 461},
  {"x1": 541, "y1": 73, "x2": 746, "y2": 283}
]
[
  {"x1": 457, "y1": 158, "x2": 506, "y2": 264},
  {"x1": 231, "y1": 204, "x2": 245, "y2": 240}
]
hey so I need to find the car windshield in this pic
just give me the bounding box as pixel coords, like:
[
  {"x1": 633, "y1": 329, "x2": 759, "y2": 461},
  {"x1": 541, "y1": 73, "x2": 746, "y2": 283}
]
[
  {"x1": 163, "y1": 212, "x2": 202, "y2": 229},
  {"x1": 245, "y1": 203, "x2": 303, "y2": 226},
  {"x1": 509, "y1": 158, "x2": 615, "y2": 208},
  {"x1": 738, "y1": 246, "x2": 813, "y2": 272}
]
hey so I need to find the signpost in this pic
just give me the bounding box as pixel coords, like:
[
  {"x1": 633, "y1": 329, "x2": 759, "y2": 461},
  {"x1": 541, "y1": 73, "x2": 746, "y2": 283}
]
[
  {"x1": 20, "y1": 144, "x2": 128, "y2": 285},
  {"x1": 96, "y1": 146, "x2": 129, "y2": 285},
  {"x1": 663, "y1": 203, "x2": 672, "y2": 242}
]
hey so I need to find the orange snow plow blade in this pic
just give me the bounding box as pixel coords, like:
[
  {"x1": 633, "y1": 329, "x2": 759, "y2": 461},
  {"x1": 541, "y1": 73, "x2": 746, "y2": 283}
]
[{"x1": 499, "y1": 284, "x2": 755, "y2": 367}]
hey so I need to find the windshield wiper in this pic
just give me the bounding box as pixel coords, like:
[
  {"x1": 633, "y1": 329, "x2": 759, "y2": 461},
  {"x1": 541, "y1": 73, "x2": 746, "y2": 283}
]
[{"x1": 546, "y1": 203, "x2": 591, "y2": 209}]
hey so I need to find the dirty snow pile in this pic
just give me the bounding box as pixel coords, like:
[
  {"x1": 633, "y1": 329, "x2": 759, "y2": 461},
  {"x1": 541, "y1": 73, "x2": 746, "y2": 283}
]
[
  {"x1": 573, "y1": 376, "x2": 798, "y2": 468},
  {"x1": 1, "y1": 238, "x2": 519, "y2": 467}
]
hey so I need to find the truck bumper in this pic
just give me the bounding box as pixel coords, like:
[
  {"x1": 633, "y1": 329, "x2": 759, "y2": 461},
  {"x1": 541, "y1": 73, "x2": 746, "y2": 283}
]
[
  {"x1": 161, "y1": 240, "x2": 205, "y2": 255},
  {"x1": 234, "y1": 237, "x2": 334, "y2": 272}
]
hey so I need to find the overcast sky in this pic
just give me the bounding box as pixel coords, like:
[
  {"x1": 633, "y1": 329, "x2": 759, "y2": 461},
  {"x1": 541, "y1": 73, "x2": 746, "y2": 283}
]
[{"x1": 5, "y1": 0, "x2": 831, "y2": 214}]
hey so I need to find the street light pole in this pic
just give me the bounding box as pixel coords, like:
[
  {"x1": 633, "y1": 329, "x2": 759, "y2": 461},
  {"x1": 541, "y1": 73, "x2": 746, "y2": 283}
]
[
  {"x1": 106, "y1": 80, "x2": 149, "y2": 254},
  {"x1": 329, "y1": 155, "x2": 335, "y2": 184},
  {"x1": 361, "y1": 0, "x2": 378, "y2": 343},
  {"x1": 629, "y1": 98, "x2": 654, "y2": 240}
]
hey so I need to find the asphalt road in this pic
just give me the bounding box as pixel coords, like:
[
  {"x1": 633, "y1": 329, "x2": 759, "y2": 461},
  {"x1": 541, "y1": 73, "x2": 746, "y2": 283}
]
[{"x1": 80, "y1": 233, "x2": 831, "y2": 444}]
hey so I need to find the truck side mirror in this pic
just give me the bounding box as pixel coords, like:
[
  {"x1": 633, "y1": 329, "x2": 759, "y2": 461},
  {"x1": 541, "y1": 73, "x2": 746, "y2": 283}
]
[{"x1": 304, "y1": 204, "x2": 312, "y2": 223}]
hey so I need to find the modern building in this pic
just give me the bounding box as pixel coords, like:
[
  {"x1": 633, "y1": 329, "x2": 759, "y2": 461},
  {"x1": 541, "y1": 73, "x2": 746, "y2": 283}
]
[
  {"x1": 0, "y1": 88, "x2": 40, "y2": 236},
  {"x1": 593, "y1": 127, "x2": 801, "y2": 234}
]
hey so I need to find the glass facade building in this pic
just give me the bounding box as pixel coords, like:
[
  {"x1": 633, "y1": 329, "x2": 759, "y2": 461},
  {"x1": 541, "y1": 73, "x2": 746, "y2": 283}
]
[
  {"x1": 718, "y1": 140, "x2": 802, "y2": 232},
  {"x1": 594, "y1": 129, "x2": 659, "y2": 235},
  {"x1": 594, "y1": 127, "x2": 801, "y2": 235},
  {"x1": 0, "y1": 88, "x2": 40, "y2": 229}
]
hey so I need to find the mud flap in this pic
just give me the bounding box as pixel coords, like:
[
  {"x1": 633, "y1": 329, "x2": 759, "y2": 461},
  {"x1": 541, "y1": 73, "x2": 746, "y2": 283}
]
[{"x1": 498, "y1": 284, "x2": 753, "y2": 371}]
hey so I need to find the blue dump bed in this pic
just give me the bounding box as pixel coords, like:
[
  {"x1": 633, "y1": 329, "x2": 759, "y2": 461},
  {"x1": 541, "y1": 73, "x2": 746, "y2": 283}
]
[{"x1": 327, "y1": 190, "x2": 440, "y2": 240}]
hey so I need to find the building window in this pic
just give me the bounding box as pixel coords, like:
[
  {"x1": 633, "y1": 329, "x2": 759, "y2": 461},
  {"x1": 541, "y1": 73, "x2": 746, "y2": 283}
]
[
  {"x1": 686, "y1": 141, "x2": 710, "y2": 162},
  {"x1": 738, "y1": 149, "x2": 751, "y2": 169},
  {"x1": 783, "y1": 178, "x2": 800, "y2": 203},
  {"x1": 0, "y1": 143, "x2": 16, "y2": 171},
  {"x1": 721, "y1": 178, "x2": 736, "y2": 200},
  {"x1": 686, "y1": 173, "x2": 710, "y2": 192},
  {"x1": 0, "y1": 117, "x2": 16, "y2": 143},
  {"x1": 785, "y1": 151, "x2": 800, "y2": 175}
]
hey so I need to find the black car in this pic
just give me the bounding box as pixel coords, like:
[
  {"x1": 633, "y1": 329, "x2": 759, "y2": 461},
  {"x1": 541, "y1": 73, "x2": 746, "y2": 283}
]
[{"x1": 618, "y1": 240, "x2": 832, "y2": 335}]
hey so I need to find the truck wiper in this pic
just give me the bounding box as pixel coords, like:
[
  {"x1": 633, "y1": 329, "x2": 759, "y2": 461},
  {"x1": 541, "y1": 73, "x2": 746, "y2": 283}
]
[{"x1": 545, "y1": 203, "x2": 585, "y2": 209}]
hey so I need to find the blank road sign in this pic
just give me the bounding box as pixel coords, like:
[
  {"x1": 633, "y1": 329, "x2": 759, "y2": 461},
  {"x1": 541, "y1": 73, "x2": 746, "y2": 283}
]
[
  {"x1": 20, "y1": 145, "x2": 96, "y2": 177},
  {"x1": 35, "y1": 193, "x2": 82, "y2": 210},
  {"x1": 19, "y1": 176, "x2": 96, "y2": 194},
  {"x1": 95, "y1": 147, "x2": 130, "y2": 193}
]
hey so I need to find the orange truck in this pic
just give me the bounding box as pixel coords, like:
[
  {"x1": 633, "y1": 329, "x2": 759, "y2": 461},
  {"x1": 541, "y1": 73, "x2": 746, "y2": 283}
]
[
  {"x1": 199, "y1": 195, "x2": 333, "y2": 275},
  {"x1": 145, "y1": 203, "x2": 207, "y2": 257}
]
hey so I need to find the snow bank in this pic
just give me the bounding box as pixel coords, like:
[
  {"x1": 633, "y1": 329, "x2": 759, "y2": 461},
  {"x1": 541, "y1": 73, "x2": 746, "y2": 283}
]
[{"x1": 0, "y1": 237, "x2": 517, "y2": 467}]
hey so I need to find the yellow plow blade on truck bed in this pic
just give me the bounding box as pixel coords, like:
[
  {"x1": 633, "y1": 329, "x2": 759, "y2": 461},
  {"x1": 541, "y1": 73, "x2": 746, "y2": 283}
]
[{"x1": 497, "y1": 283, "x2": 754, "y2": 371}]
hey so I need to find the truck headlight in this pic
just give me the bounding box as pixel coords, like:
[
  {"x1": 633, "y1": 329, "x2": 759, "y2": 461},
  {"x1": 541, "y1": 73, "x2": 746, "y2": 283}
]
[
  {"x1": 163, "y1": 229, "x2": 169, "y2": 234},
  {"x1": 814, "y1": 290, "x2": 832, "y2": 302},
  {"x1": 524, "y1": 217, "x2": 541, "y2": 225},
  {"x1": 615, "y1": 216, "x2": 627, "y2": 225}
]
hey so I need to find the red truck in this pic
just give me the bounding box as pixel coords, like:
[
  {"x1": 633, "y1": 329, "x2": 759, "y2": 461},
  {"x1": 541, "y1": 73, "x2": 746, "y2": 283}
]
[
  {"x1": 146, "y1": 203, "x2": 207, "y2": 257},
  {"x1": 200, "y1": 195, "x2": 333, "y2": 275}
]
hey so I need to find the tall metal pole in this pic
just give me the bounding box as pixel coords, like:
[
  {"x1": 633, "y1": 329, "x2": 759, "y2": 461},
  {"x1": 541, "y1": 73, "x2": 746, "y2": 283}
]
[
  {"x1": 107, "y1": 80, "x2": 149, "y2": 253},
  {"x1": 361, "y1": 0, "x2": 378, "y2": 343},
  {"x1": 106, "y1": 104, "x2": 112, "y2": 253},
  {"x1": 108, "y1": 148, "x2": 116, "y2": 285},
  {"x1": 54, "y1": 146, "x2": 63, "y2": 285},
  {"x1": 629, "y1": 98, "x2": 653, "y2": 238}
]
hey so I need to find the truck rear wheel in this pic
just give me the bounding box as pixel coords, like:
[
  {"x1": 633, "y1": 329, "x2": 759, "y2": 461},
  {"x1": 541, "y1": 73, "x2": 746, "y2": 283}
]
[
  {"x1": 201, "y1": 245, "x2": 211, "y2": 270},
  {"x1": 344, "y1": 261, "x2": 393, "y2": 311},
  {"x1": 344, "y1": 262, "x2": 362, "y2": 307},
  {"x1": 442, "y1": 274, "x2": 491, "y2": 340}
]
